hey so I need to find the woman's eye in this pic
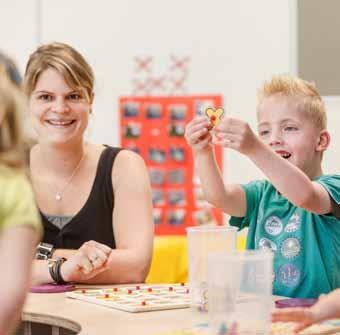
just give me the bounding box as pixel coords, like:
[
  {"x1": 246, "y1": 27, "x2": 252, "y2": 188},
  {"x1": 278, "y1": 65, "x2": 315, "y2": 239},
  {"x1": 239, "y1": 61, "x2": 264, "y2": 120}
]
[{"x1": 38, "y1": 94, "x2": 52, "y2": 101}]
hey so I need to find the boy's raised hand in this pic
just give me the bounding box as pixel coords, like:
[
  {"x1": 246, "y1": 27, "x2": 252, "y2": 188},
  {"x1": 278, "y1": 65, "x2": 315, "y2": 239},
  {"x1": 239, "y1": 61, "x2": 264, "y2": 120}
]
[
  {"x1": 214, "y1": 117, "x2": 260, "y2": 155},
  {"x1": 184, "y1": 116, "x2": 213, "y2": 154}
]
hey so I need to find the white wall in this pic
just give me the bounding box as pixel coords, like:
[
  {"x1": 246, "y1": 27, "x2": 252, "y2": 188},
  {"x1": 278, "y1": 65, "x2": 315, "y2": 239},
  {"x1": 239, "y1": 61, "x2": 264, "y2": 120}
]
[
  {"x1": 0, "y1": 0, "x2": 39, "y2": 73},
  {"x1": 323, "y1": 97, "x2": 340, "y2": 175},
  {"x1": 6, "y1": 1, "x2": 338, "y2": 186}
]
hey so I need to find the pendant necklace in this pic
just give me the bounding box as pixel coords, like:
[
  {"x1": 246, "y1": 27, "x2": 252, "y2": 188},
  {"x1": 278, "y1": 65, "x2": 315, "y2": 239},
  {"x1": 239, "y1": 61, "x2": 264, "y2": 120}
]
[{"x1": 52, "y1": 153, "x2": 86, "y2": 202}]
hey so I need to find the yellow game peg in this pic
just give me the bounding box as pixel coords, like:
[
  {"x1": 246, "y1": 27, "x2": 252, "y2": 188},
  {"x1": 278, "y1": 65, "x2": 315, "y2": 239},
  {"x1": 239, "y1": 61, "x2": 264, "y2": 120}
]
[{"x1": 205, "y1": 107, "x2": 224, "y2": 130}]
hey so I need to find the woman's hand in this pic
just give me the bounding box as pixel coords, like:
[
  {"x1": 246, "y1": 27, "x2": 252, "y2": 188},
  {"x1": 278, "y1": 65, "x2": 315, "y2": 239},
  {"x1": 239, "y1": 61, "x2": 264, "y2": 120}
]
[{"x1": 60, "y1": 241, "x2": 112, "y2": 282}]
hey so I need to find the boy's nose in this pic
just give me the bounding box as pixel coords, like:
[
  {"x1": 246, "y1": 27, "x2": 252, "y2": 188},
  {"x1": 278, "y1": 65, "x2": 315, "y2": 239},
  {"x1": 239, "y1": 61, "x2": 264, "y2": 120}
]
[
  {"x1": 269, "y1": 139, "x2": 282, "y2": 146},
  {"x1": 269, "y1": 132, "x2": 283, "y2": 146}
]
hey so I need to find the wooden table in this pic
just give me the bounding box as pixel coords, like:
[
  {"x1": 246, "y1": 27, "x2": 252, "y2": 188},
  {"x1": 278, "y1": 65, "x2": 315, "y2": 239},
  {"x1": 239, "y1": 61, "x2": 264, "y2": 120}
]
[{"x1": 21, "y1": 285, "x2": 210, "y2": 335}]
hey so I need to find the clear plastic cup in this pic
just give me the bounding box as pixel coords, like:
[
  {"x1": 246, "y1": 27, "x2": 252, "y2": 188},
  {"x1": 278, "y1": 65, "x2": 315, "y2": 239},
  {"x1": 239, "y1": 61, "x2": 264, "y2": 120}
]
[
  {"x1": 207, "y1": 250, "x2": 273, "y2": 335},
  {"x1": 186, "y1": 226, "x2": 237, "y2": 312}
]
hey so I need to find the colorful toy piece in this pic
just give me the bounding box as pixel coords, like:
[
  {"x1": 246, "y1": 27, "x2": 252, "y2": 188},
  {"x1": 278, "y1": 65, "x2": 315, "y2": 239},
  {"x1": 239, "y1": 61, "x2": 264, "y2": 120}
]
[{"x1": 205, "y1": 107, "x2": 224, "y2": 130}]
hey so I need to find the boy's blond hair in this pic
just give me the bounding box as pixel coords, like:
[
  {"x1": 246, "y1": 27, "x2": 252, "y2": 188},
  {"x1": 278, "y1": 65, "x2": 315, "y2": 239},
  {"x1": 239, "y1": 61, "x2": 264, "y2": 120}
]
[
  {"x1": 0, "y1": 67, "x2": 26, "y2": 169},
  {"x1": 257, "y1": 74, "x2": 326, "y2": 130},
  {"x1": 24, "y1": 42, "x2": 94, "y2": 103}
]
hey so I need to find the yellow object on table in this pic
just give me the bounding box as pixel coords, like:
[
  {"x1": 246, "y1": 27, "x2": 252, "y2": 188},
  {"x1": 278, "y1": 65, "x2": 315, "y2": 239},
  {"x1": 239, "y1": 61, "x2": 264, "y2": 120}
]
[
  {"x1": 146, "y1": 236, "x2": 188, "y2": 284},
  {"x1": 146, "y1": 233, "x2": 247, "y2": 284}
]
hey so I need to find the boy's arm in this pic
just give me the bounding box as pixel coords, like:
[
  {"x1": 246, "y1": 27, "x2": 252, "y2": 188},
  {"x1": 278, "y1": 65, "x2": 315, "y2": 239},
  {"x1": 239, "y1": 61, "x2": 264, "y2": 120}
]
[
  {"x1": 194, "y1": 149, "x2": 247, "y2": 217},
  {"x1": 248, "y1": 140, "x2": 332, "y2": 215},
  {"x1": 215, "y1": 117, "x2": 332, "y2": 215},
  {"x1": 185, "y1": 116, "x2": 247, "y2": 217}
]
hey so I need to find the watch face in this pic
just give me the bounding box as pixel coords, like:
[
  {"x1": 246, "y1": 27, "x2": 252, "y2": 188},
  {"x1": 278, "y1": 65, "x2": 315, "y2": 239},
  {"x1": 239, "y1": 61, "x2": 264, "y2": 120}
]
[
  {"x1": 36, "y1": 243, "x2": 55, "y2": 259},
  {"x1": 36, "y1": 253, "x2": 49, "y2": 260}
]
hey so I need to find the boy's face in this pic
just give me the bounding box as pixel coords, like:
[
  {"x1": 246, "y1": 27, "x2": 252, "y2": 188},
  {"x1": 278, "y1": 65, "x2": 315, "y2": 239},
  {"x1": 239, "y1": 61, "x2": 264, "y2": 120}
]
[{"x1": 257, "y1": 97, "x2": 326, "y2": 177}]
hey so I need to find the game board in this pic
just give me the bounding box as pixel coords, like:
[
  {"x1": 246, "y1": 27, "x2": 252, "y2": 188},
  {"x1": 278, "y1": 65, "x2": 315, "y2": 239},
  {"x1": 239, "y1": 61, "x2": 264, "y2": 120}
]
[{"x1": 66, "y1": 283, "x2": 191, "y2": 313}]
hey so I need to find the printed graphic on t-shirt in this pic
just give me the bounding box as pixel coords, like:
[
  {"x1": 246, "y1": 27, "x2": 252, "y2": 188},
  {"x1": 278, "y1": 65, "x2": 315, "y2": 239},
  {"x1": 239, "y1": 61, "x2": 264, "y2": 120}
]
[
  {"x1": 285, "y1": 213, "x2": 301, "y2": 233},
  {"x1": 281, "y1": 237, "x2": 301, "y2": 259},
  {"x1": 277, "y1": 263, "x2": 301, "y2": 287},
  {"x1": 264, "y1": 216, "x2": 283, "y2": 236},
  {"x1": 258, "y1": 237, "x2": 277, "y2": 252}
]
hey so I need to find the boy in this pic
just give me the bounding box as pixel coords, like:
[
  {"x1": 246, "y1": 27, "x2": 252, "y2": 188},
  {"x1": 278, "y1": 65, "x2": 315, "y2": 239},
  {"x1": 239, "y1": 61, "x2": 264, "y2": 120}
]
[{"x1": 184, "y1": 75, "x2": 340, "y2": 298}]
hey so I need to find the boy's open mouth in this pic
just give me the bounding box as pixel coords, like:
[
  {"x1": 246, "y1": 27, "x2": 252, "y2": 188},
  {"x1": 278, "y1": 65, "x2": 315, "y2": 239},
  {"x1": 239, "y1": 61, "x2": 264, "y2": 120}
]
[{"x1": 275, "y1": 150, "x2": 291, "y2": 159}]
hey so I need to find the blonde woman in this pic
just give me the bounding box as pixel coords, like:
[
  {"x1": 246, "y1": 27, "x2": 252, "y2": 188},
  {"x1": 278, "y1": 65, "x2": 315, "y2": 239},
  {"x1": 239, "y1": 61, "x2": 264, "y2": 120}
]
[
  {"x1": 0, "y1": 60, "x2": 41, "y2": 335},
  {"x1": 26, "y1": 42, "x2": 154, "y2": 285}
]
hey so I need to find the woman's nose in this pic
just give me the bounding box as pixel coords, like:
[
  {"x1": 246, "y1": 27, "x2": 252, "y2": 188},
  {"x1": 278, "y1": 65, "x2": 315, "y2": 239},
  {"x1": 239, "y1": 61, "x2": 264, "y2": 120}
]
[{"x1": 52, "y1": 98, "x2": 70, "y2": 113}]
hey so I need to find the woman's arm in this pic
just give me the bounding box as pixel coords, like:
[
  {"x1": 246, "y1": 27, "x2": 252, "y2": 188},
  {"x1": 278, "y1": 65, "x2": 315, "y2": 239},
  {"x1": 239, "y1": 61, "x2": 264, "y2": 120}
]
[
  {"x1": 81, "y1": 150, "x2": 154, "y2": 284},
  {"x1": 0, "y1": 226, "x2": 38, "y2": 335},
  {"x1": 32, "y1": 241, "x2": 112, "y2": 285}
]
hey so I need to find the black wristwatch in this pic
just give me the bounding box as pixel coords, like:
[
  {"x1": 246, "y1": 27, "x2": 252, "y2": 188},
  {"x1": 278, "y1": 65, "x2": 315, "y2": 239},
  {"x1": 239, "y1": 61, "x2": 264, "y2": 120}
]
[{"x1": 36, "y1": 242, "x2": 55, "y2": 260}]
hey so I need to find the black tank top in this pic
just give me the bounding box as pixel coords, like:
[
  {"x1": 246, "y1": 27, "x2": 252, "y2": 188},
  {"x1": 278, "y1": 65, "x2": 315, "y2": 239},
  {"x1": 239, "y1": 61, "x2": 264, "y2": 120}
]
[{"x1": 41, "y1": 146, "x2": 121, "y2": 249}]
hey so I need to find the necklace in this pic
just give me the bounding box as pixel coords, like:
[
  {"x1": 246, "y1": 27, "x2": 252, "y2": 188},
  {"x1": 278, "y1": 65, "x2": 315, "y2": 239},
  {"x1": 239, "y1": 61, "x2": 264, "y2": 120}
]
[{"x1": 41, "y1": 152, "x2": 86, "y2": 202}]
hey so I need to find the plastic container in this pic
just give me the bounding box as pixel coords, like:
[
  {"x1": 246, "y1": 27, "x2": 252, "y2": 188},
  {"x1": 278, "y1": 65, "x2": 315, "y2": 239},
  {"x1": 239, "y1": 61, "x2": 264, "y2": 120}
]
[
  {"x1": 186, "y1": 225, "x2": 237, "y2": 312},
  {"x1": 207, "y1": 250, "x2": 273, "y2": 334}
]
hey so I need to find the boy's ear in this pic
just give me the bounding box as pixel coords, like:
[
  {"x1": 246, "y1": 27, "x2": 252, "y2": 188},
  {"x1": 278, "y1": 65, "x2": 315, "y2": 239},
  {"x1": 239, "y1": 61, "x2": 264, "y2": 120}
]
[{"x1": 316, "y1": 130, "x2": 330, "y2": 152}]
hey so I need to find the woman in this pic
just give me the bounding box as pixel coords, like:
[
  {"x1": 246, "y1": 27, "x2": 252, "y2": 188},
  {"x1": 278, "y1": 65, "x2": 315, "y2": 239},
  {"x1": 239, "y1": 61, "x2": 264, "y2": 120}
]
[{"x1": 26, "y1": 42, "x2": 154, "y2": 285}]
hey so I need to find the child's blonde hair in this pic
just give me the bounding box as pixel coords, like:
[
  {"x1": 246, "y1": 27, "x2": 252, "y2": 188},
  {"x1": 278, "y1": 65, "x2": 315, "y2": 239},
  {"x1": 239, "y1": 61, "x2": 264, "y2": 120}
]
[
  {"x1": 24, "y1": 42, "x2": 94, "y2": 102},
  {"x1": 0, "y1": 66, "x2": 26, "y2": 169},
  {"x1": 257, "y1": 74, "x2": 326, "y2": 130}
]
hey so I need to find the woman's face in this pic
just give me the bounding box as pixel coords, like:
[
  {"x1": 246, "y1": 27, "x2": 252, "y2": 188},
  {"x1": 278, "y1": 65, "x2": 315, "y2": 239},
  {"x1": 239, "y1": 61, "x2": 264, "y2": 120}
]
[{"x1": 29, "y1": 67, "x2": 91, "y2": 146}]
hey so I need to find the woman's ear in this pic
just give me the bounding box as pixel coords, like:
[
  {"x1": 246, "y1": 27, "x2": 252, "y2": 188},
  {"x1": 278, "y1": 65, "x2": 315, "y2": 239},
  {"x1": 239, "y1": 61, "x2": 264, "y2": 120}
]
[
  {"x1": 88, "y1": 92, "x2": 95, "y2": 114},
  {"x1": 90, "y1": 92, "x2": 95, "y2": 105},
  {"x1": 316, "y1": 129, "x2": 331, "y2": 152}
]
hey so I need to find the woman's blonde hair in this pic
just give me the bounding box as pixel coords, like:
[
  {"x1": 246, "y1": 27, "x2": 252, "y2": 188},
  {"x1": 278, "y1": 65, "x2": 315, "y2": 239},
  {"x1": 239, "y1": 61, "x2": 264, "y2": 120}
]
[
  {"x1": 257, "y1": 74, "x2": 326, "y2": 130},
  {"x1": 24, "y1": 42, "x2": 94, "y2": 102},
  {"x1": 0, "y1": 66, "x2": 26, "y2": 169}
]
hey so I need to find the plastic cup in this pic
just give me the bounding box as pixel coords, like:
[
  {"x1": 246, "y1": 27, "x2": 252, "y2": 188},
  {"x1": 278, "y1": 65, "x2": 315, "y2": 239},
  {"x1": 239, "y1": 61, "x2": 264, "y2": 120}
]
[
  {"x1": 207, "y1": 250, "x2": 273, "y2": 335},
  {"x1": 186, "y1": 226, "x2": 237, "y2": 312}
]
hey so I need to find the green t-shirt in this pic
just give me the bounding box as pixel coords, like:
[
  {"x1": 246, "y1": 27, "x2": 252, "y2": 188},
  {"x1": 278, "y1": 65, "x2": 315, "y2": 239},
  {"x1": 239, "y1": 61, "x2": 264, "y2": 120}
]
[
  {"x1": 230, "y1": 175, "x2": 340, "y2": 298},
  {"x1": 0, "y1": 165, "x2": 42, "y2": 236}
]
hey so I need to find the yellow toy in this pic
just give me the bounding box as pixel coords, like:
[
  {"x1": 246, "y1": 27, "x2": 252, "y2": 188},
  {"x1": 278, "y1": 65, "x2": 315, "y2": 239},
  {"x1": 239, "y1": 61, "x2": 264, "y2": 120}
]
[{"x1": 205, "y1": 107, "x2": 224, "y2": 130}]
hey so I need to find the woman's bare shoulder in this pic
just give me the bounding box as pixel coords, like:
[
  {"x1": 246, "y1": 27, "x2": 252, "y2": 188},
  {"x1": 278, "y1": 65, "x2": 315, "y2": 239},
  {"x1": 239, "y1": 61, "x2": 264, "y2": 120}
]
[{"x1": 114, "y1": 149, "x2": 146, "y2": 169}]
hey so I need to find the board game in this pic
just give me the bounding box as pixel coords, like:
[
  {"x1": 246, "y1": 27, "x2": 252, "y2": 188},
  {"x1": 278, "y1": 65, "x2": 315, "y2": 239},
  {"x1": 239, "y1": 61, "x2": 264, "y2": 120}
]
[{"x1": 66, "y1": 283, "x2": 191, "y2": 313}]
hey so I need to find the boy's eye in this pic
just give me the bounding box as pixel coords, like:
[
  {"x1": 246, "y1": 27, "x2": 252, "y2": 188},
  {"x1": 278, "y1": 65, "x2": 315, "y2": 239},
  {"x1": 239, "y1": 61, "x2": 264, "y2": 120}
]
[
  {"x1": 259, "y1": 130, "x2": 270, "y2": 136},
  {"x1": 284, "y1": 126, "x2": 298, "y2": 131}
]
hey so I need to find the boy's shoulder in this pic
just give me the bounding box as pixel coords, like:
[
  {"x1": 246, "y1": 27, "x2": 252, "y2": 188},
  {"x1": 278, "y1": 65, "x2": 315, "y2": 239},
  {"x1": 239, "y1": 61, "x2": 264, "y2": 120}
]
[
  {"x1": 315, "y1": 174, "x2": 340, "y2": 182},
  {"x1": 315, "y1": 174, "x2": 340, "y2": 204},
  {"x1": 314, "y1": 174, "x2": 340, "y2": 191}
]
